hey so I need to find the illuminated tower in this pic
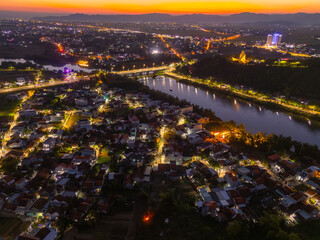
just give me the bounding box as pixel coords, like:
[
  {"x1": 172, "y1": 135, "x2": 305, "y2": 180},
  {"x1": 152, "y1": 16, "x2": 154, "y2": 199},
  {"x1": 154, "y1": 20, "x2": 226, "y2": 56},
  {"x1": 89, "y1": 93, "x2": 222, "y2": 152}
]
[
  {"x1": 272, "y1": 33, "x2": 282, "y2": 47},
  {"x1": 266, "y1": 34, "x2": 273, "y2": 46},
  {"x1": 266, "y1": 33, "x2": 282, "y2": 48}
]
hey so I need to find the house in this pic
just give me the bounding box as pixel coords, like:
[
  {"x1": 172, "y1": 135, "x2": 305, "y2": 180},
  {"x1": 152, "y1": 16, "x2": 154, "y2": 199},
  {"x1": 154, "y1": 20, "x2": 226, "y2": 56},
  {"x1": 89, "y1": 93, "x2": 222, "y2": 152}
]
[
  {"x1": 197, "y1": 117, "x2": 210, "y2": 124},
  {"x1": 202, "y1": 201, "x2": 218, "y2": 216},
  {"x1": 52, "y1": 194, "x2": 72, "y2": 207},
  {"x1": 15, "y1": 178, "x2": 27, "y2": 190},
  {"x1": 11, "y1": 126, "x2": 24, "y2": 137},
  {"x1": 272, "y1": 160, "x2": 300, "y2": 175},
  {"x1": 16, "y1": 77, "x2": 27, "y2": 86},
  {"x1": 307, "y1": 177, "x2": 320, "y2": 190},
  {"x1": 224, "y1": 172, "x2": 239, "y2": 187},
  {"x1": 15, "y1": 194, "x2": 35, "y2": 215},
  {"x1": 49, "y1": 113, "x2": 64, "y2": 123},
  {"x1": 43, "y1": 138, "x2": 55, "y2": 152},
  {"x1": 0, "y1": 193, "x2": 6, "y2": 210},
  {"x1": 75, "y1": 98, "x2": 88, "y2": 106},
  {"x1": 8, "y1": 140, "x2": 26, "y2": 149},
  {"x1": 2, "y1": 202, "x2": 17, "y2": 213},
  {"x1": 57, "y1": 178, "x2": 70, "y2": 190},
  {"x1": 76, "y1": 119, "x2": 92, "y2": 132},
  {"x1": 33, "y1": 227, "x2": 57, "y2": 240},
  {"x1": 304, "y1": 166, "x2": 320, "y2": 178},
  {"x1": 55, "y1": 164, "x2": 73, "y2": 175},
  {"x1": 46, "y1": 206, "x2": 65, "y2": 220},
  {"x1": 27, "y1": 198, "x2": 49, "y2": 217},
  {"x1": 198, "y1": 186, "x2": 213, "y2": 202},
  {"x1": 281, "y1": 192, "x2": 306, "y2": 208},
  {"x1": 73, "y1": 155, "x2": 92, "y2": 165},
  {"x1": 267, "y1": 154, "x2": 280, "y2": 163},
  {"x1": 293, "y1": 202, "x2": 319, "y2": 221},
  {"x1": 128, "y1": 115, "x2": 140, "y2": 125},
  {"x1": 2, "y1": 175, "x2": 15, "y2": 185},
  {"x1": 49, "y1": 129, "x2": 63, "y2": 139},
  {"x1": 19, "y1": 110, "x2": 37, "y2": 117},
  {"x1": 17, "y1": 235, "x2": 40, "y2": 240}
]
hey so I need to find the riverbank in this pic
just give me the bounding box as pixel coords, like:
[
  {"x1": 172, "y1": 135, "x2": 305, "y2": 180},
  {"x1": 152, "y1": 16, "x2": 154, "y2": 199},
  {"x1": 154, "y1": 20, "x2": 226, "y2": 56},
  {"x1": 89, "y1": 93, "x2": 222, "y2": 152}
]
[
  {"x1": 107, "y1": 73, "x2": 320, "y2": 163},
  {"x1": 164, "y1": 69, "x2": 320, "y2": 121}
]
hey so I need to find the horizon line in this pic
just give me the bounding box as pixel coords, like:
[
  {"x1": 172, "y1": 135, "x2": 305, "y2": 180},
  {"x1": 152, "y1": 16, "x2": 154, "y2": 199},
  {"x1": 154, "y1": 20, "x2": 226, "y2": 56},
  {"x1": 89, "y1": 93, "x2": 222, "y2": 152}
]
[{"x1": 2, "y1": 10, "x2": 320, "y2": 17}]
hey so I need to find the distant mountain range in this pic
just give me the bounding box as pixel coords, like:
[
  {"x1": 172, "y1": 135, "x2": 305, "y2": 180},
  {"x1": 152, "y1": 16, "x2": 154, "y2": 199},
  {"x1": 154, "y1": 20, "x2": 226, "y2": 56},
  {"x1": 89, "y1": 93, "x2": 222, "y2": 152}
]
[
  {"x1": 32, "y1": 12, "x2": 320, "y2": 25},
  {"x1": 0, "y1": 11, "x2": 66, "y2": 18}
]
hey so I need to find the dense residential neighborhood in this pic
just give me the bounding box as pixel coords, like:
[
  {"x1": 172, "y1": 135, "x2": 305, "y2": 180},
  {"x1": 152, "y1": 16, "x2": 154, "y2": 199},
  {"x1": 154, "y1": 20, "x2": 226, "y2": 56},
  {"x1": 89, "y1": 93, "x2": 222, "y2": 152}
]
[{"x1": 0, "y1": 76, "x2": 319, "y2": 240}]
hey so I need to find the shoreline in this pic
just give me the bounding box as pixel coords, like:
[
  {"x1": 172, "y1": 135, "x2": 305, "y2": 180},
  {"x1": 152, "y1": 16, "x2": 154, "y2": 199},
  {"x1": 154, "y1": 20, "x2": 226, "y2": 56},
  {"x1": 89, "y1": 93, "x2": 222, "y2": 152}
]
[{"x1": 163, "y1": 70, "x2": 320, "y2": 122}]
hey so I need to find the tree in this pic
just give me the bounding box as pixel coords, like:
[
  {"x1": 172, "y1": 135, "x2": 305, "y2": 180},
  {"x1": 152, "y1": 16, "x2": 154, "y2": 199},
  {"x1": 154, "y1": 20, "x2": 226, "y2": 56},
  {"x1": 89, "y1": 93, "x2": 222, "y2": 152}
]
[
  {"x1": 1, "y1": 157, "x2": 19, "y2": 174},
  {"x1": 226, "y1": 221, "x2": 242, "y2": 238}
]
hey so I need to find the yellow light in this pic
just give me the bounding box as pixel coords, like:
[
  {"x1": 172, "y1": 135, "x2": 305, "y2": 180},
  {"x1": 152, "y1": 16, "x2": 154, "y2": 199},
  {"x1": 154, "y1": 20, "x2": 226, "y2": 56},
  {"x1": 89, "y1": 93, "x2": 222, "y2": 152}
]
[{"x1": 78, "y1": 60, "x2": 89, "y2": 67}]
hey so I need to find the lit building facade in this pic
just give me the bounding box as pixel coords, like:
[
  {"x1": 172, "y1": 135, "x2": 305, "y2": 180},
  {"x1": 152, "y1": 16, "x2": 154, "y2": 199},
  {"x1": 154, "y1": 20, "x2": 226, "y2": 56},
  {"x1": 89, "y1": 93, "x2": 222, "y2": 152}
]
[{"x1": 266, "y1": 33, "x2": 282, "y2": 47}]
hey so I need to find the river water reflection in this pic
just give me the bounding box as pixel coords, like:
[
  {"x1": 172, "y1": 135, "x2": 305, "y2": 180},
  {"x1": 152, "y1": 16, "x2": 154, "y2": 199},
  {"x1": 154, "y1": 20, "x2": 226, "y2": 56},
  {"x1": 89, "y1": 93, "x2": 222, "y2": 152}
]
[{"x1": 141, "y1": 76, "x2": 320, "y2": 147}]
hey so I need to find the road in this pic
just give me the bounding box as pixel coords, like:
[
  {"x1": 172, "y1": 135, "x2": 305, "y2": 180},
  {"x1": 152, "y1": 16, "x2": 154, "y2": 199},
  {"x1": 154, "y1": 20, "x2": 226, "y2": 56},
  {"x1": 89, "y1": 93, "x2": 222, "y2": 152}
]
[
  {"x1": 0, "y1": 90, "x2": 34, "y2": 158},
  {"x1": 157, "y1": 35, "x2": 186, "y2": 61},
  {"x1": 163, "y1": 68, "x2": 320, "y2": 119},
  {"x1": 0, "y1": 66, "x2": 172, "y2": 94},
  {"x1": 204, "y1": 40, "x2": 211, "y2": 53},
  {"x1": 254, "y1": 45, "x2": 311, "y2": 58},
  {"x1": 0, "y1": 76, "x2": 91, "y2": 94}
]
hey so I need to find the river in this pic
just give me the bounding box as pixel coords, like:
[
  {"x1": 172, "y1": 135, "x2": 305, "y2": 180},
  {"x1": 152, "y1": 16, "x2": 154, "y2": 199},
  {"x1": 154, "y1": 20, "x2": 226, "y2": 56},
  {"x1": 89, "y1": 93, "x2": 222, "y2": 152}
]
[
  {"x1": 1, "y1": 58, "x2": 320, "y2": 146},
  {"x1": 141, "y1": 76, "x2": 320, "y2": 147}
]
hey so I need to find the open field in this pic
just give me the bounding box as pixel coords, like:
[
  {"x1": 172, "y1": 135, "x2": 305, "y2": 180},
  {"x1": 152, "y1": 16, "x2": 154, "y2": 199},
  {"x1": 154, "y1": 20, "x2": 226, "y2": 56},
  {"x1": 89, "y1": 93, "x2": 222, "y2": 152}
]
[
  {"x1": 98, "y1": 147, "x2": 110, "y2": 164},
  {"x1": 0, "y1": 217, "x2": 30, "y2": 240},
  {"x1": 0, "y1": 71, "x2": 36, "y2": 83},
  {"x1": 173, "y1": 180, "x2": 197, "y2": 196},
  {"x1": 63, "y1": 200, "x2": 145, "y2": 240},
  {"x1": 0, "y1": 95, "x2": 20, "y2": 121}
]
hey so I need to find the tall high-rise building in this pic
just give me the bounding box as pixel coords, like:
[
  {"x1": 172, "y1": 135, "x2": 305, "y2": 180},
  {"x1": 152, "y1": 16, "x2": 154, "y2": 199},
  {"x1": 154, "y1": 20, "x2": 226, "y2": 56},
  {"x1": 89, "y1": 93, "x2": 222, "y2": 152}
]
[
  {"x1": 266, "y1": 34, "x2": 273, "y2": 46},
  {"x1": 266, "y1": 33, "x2": 282, "y2": 47}
]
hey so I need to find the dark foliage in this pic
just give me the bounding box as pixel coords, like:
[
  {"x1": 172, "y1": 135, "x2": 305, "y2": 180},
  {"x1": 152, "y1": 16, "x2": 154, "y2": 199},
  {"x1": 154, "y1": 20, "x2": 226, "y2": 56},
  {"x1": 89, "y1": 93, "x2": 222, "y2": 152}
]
[{"x1": 178, "y1": 56, "x2": 320, "y2": 100}]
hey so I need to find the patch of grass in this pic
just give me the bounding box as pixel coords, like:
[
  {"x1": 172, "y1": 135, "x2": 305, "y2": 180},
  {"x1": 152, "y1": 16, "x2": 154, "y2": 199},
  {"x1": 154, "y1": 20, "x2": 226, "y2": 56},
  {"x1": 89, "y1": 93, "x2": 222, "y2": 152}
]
[
  {"x1": 98, "y1": 147, "x2": 111, "y2": 164},
  {"x1": 0, "y1": 95, "x2": 20, "y2": 119},
  {"x1": 294, "y1": 183, "x2": 310, "y2": 192},
  {"x1": 63, "y1": 114, "x2": 88, "y2": 130},
  {"x1": 0, "y1": 102, "x2": 19, "y2": 117}
]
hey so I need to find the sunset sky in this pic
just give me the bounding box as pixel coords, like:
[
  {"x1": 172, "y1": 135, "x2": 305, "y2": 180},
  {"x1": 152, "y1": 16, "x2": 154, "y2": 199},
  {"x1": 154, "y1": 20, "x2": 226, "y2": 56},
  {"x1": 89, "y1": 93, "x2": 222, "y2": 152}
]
[{"x1": 1, "y1": 0, "x2": 320, "y2": 15}]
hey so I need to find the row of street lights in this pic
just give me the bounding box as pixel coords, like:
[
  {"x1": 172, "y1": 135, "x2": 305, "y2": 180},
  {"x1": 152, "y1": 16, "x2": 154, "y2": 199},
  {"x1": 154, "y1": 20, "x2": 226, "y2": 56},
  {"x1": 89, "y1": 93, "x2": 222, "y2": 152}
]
[{"x1": 110, "y1": 62, "x2": 166, "y2": 72}]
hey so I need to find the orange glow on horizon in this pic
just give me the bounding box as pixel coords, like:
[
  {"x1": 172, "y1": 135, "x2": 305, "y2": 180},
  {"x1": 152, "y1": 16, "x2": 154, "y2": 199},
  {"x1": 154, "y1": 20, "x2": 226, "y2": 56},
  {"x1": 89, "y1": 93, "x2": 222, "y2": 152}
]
[{"x1": 1, "y1": 0, "x2": 320, "y2": 15}]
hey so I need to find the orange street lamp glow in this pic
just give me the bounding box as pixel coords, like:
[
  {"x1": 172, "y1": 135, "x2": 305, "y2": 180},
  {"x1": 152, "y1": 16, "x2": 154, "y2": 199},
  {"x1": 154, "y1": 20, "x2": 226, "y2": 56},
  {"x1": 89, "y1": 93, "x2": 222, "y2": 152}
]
[{"x1": 143, "y1": 212, "x2": 153, "y2": 223}]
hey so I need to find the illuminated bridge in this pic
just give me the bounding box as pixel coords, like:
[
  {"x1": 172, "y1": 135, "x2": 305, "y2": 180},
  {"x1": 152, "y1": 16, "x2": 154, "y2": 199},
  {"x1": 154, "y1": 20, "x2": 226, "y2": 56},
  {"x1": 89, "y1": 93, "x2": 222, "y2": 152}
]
[{"x1": 114, "y1": 66, "x2": 170, "y2": 76}]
